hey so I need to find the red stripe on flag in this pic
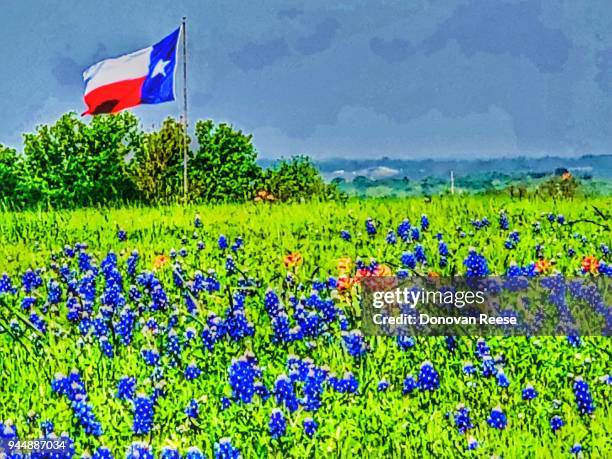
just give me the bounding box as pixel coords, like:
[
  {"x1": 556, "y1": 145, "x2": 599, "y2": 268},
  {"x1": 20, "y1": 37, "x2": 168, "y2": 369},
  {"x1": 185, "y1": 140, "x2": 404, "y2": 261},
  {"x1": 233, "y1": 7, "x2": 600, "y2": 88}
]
[{"x1": 82, "y1": 77, "x2": 146, "y2": 115}]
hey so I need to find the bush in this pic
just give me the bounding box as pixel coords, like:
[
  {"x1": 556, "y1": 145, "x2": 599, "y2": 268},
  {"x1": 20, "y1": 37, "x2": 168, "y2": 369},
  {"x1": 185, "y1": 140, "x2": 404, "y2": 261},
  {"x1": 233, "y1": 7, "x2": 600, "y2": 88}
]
[
  {"x1": 130, "y1": 117, "x2": 188, "y2": 203},
  {"x1": 22, "y1": 112, "x2": 141, "y2": 207},
  {"x1": 189, "y1": 120, "x2": 261, "y2": 202},
  {"x1": 256, "y1": 156, "x2": 341, "y2": 202},
  {"x1": 0, "y1": 146, "x2": 21, "y2": 206}
]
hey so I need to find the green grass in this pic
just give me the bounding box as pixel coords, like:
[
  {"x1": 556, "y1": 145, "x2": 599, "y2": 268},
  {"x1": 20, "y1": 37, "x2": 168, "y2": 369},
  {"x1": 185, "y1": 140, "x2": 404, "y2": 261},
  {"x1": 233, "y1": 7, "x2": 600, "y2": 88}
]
[{"x1": 0, "y1": 195, "x2": 610, "y2": 458}]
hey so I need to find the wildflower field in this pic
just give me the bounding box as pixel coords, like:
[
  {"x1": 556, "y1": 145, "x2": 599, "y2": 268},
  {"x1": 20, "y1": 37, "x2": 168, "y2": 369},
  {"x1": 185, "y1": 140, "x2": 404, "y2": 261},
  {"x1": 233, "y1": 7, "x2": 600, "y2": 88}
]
[{"x1": 0, "y1": 196, "x2": 610, "y2": 458}]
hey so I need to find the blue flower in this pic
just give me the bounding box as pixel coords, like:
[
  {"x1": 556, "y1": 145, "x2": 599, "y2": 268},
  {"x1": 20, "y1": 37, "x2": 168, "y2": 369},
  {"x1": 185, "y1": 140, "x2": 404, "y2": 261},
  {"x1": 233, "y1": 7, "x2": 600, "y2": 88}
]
[
  {"x1": 401, "y1": 252, "x2": 416, "y2": 269},
  {"x1": 496, "y1": 370, "x2": 510, "y2": 388},
  {"x1": 214, "y1": 437, "x2": 240, "y2": 459},
  {"x1": 421, "y1": 214, "x2": 429, "y2": 231},
  {"x1": 340, "y1": 230, "x2": 351, "y2": 241},
  {"x1": 342, "y1": 330, "x2": 368, "y2": 358},
  {"x1": 269, "y1": 409, "x2": 287, "y2": 439},
  {"x1": 365, "y1": 218, "x2": 377, "y2": 236},
  {"x1": 93, "y1": 446, "x2": 114, "y2": 459},
  {"x1": 417, "y1": 361, "x2": 439, "y2": 391},
  {"x1": 116, "y1": 376, "x2": 136, "y2": 401},
  {"x1": 463, "y1": 249, "x2": 489, "y2": 277},
  {"x1": 402, "y1": 375, "x2": 417, "y2": 395},
  {"x1": 377, "y1": 379, "x2": 389, "y2": 392},
  {"x1": 522, "y1": 384, "x2": 538, "y2": 401},
  {"x1": 161, "y1": 447, "x2": 181, "y2": 459},
  {"x1": 303, "y1": 417, "x2": 318, "y2": 438},
  {"x1": 550, "y1": 415, "x2": 564, "y2": 432},
  {"x1": 132, "y1": 394, "x2": 154, "y2": 435},
  {"x1": 184, "y1": 362, "x2": 202, "y2": 381},
  {"x1": 184, "y1": 398, "x2": 199, "y2": 419},
  {"x1": 487, "y1": 406, "x2": 507, "y2": 429},
  {"x1": 184, "y1": 447, "x2": 206, "y2": 459},
  {"x1": 573, "y1": 377, "x2": 595, "y2": 415},
  {"x1": 570, "y1": 444, "x2": 582, "y2": 454},
  {"x1": 126, "y1": 443, "x2": 154, "y2": 459},
  {"x1": 117, "y1": 229, "x2": 127, "y2": 242},
  {"x1": 454, "y1": 404, "x2": 474, "y2": 434},
  {"x1": 274, "y1": 375, "x2": 298, "y2": 413}
]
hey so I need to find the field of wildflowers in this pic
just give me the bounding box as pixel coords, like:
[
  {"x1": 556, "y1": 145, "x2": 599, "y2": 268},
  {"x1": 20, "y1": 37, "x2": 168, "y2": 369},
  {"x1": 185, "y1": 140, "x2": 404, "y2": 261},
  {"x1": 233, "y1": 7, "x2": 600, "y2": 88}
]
[{"x1": 0, "y1": 196, "x2": 610, "y2": 458}]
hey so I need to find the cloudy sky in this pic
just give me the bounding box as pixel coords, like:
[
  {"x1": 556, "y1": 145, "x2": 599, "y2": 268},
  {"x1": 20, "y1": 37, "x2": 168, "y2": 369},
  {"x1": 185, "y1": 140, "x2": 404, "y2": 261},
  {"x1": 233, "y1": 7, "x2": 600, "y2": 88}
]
[{"x1": 2, "y1": 0, "x2": 612, "y2": 159}]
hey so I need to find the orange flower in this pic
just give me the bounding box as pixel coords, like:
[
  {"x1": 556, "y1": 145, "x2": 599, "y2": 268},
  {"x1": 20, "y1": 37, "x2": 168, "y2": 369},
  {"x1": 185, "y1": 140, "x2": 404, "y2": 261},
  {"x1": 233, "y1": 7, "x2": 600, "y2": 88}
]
[
  {"x1": 535, "y1": 259, "x2": 551, "y2": 274},
  {"x1": 562, "y1": 171, "x2": 572, "y2": 181},
  {"x1": 337, "y1": 257, "x2": 353, "y2": 274},
  {"x1": 581, "y1": 256, "x2": 599, "y2": 274},
  {"x1": 337, "y1": 275, "x2": 355, "y2": 291},
  {"x1": 153, "y1": 255, "x2": 169, "y2": 269},
  {"x1": 373, "y1": 264, "x2": 392, "y2": 277},
  {"x1": 428, "y1": 271, "x2": 440, "y2": 279},
  {"x1": 283, "y1": 252, "x2": 303, "y2": 268}
]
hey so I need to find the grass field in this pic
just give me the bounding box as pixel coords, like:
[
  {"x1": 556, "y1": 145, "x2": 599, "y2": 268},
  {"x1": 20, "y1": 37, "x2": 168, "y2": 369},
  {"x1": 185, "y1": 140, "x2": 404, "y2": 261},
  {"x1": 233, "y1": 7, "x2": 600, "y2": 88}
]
[{"x1": 0, "y1": 196, "x2": 610, "y2": 458}]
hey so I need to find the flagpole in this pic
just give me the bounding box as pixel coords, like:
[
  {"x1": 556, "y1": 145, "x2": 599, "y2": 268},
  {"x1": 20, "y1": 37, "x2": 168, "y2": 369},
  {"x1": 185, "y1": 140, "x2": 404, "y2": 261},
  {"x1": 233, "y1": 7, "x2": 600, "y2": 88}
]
[{"x1": 182, "y1": 16, "x2": 188, "y2": 204}]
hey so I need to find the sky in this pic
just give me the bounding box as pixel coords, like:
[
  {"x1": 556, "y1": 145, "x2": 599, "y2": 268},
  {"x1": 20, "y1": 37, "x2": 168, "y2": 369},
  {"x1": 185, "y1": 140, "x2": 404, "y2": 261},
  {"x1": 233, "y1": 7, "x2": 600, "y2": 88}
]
[{"x1": 1, "y1": 0, "x2": 612, "y2": 159}]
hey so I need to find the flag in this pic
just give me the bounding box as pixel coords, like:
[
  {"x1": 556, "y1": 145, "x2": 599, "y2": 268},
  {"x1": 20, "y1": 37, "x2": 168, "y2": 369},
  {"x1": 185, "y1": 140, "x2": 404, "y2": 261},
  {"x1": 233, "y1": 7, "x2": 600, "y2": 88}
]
[{"x1": 82, "y1": 28, "x2": 180, "y2": 115}]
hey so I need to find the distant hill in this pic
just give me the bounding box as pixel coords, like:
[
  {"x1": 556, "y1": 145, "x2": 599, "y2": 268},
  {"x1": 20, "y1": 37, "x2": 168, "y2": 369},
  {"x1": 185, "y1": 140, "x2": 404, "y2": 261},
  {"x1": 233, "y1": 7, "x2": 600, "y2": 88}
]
[{"x1": 298, "y1": 154, "x2": 612, "y2": 182}]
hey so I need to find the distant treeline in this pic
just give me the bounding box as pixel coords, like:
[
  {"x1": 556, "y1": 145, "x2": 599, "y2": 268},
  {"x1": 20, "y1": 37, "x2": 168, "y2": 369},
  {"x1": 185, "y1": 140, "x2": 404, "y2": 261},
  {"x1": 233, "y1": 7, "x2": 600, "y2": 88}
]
[
  {"x1": 0, "y1": 112, "x2": 339, "y2": 209},
  {"x1": 305, "y1": 154, "x2": 612, "y2": 181}
]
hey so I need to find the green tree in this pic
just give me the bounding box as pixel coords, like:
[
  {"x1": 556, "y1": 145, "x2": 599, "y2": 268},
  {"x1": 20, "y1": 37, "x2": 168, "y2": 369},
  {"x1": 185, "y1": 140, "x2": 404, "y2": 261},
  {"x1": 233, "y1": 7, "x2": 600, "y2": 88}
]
[
  {"x1": 0, "y1": 146, "x2": 22, "y2": 206},
  {"x1": 257, "y1": 155, "x2": 341, "y2": 201},
  {"x1": 189, "y1": 120, "x2": 261, "y2": 202},
  {"x1": 130, "y1": 117, "x2": 188, "y2": 203},
  {"x1": 22, "y1": 112, "x2": 142, "y2": 207}
]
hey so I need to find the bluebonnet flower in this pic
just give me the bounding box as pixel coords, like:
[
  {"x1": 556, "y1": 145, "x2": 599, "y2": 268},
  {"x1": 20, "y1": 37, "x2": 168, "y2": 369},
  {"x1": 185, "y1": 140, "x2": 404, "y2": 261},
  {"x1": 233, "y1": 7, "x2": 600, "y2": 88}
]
[
  {"x1": 463, "y1": 362, "x2": 475, "y2": 375},
  {"x1": 557, "y1": 214, "x2": 565, "y2": 224},
  {"x1": 464, "y1": 249, "x2": 489, "y2": 277},
  {"x1": 220, "y1": 397, "x2": 231, "y2": 411},
  {"x1": 30, "y1": 312, "x2": 47, "y2": 333},
  {"x1": 117, "y1": 229, "x2": 127, "y2": 242},
  {"x1": 397, "y1": 219, "x2": 411, "y2": 241},
  {"x1": 184, "y1": 447, "x2": 206, "y2": 459},
  {"x1": 487, "y1": 406, "x2": 507, "y2": 429},
  {"x1": 342, "y1": 330, "x2": 368, "y2": 358},
  {"x1": 185, "y1": 362, "x2": 201, "y2": 381},
  {"x1": 499, "y1": 212, "x2": 509, "y2": 230},
  {"x1": 522, "y1": 384, "x2": 538, "y2": 400},
  {"x1": 573, "y1": 377, "x2": 595, "y2": 415},
  {"x1": 269, "y1": 409, "x2": 286, "y2": 439},
  {"x1": 218, "y1": 235, "x2": 228, "y2": 250},
  {"x1": 22, "y1": 269, "x2": 43, "y2": 293},
  {"x1": 40, "y1": 419, "x2": 54, "y2": 436},
  {"x1": 194, "y1": 214, "x2": 203, "y2": 228},
  {"x1": 184, "y1": 398, "x2": 199, "y2": 419},
  {"x1": 72, "y1": 399, "x2": 103, "y2": 436},
  {"x1": 365, "y1": 218, "x2": 377, "y2": 236},
  {"x1": 329, "y1": 372, "x2": 359, "y2": 393},
  {"x1": 141, "y1": 348, "x2": 160, "y2": 366},
  {"x1": 93, "y1": 446, "x2": 114, "y2": 459},
  {"x1": 402, "y1": 375, "x2": 417, "y2": 395},
  {"x1": 126, "y1": 443, "x2": 154, "y2": 459},
  {"x1": 116, "y1": 376, "x2": 136, "y2": 401},
  {"x1": 438, "y1": 241, "x2": 449, "y2": 257},
  {"x1": 421, "y1": 214, "x2": 429, "y2": 231},
  {"x1": 570, "y1": 444, "x2": 582, "y2": 454},
  {"x1": 481, "y1": 357, "x2": 497, "y2": 378},
  {"x1": 496, "y1": 370, "x2": 510, "y2": 388},
  {"x1": 274, "y1": 375, "x2": 298, "y2": 413},
  {"x1": 386, "y1": 230, "x2": 397, "y2": 244},
  {"x1": 228, "y1": 352, "x2": 262, "y2": 404},
  {"x1": 132, "y1": 394, "x2": 154, "y2": 435},
  {"x1": 160, "y1": 447, "x2": 180, "y2": 459},
  {"x1": 0, "y1": 273, "x2": 16, "y2": 295},
  {"x1": 303, "y1": 417, "x2": 318, "y2": 438},
  {"x1": 401, "y1": 252, "x2": 417, "y2": 269},
  {"x1": 418, "y1": 361, "x2": 439, "y2": 391},
  {"x1": 467, "y1": 436, "x2": 479, "y2": 450},
  {"x1": 99, "y1": 336, "x2": 114, "y2": 358},
  {"x1": 377, "y1": 379, "x2": 389, "y2": 392},
  {"x1": 214, "y1": 438, "x2": 241, "y2": 459},
  {"x1": 454, "y1": 404, "x2": 474, "y2": 434},
  {"x1": 475, "y1": 338, "x2": 490, "y2": 359},
  {"x1": 411, "y1": 227, "x2": 420, "y2": 241},
  {"x1": 340, "y1": 230, "x2": 351, "y2": 241},
  {"x1": 179, "y1": 247, "x2": 188, "y2": 257},
  {"x1": 550, "y1": 415, "x2": 564, "y2": 432},
  {"x1": 415, "y1": 245, "x2": 427, "y2": 264},
  {"x1": 600, "y1": 243, "x2": 610, "y2": 256},
  {"x1": 47, "y1": 279, "x2": 62, "y2": 304}
]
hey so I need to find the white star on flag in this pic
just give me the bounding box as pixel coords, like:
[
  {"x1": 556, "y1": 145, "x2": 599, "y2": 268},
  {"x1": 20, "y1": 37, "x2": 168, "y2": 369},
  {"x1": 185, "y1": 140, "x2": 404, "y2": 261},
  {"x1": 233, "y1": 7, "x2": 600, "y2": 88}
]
[{"x1": 151, "y1": 59, "x2": 170, "y2": 77}]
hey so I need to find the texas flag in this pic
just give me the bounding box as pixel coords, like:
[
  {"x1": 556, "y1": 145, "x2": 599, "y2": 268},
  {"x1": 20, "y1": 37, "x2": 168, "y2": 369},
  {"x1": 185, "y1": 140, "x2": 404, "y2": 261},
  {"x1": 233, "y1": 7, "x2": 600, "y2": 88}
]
[{"x1": 82, "y1": 28, "x2": 180, "y2": 115}]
